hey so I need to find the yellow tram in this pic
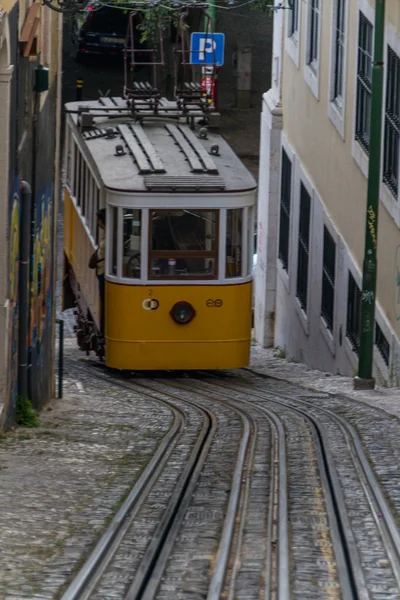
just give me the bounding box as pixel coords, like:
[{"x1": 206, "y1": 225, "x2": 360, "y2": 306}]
[{"x1": 63, "y1": 97, "x2": 257, "y2": 370}]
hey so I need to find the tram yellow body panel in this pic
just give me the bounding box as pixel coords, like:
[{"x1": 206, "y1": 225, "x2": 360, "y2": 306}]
[{"x1": 105, "y1": 282, "x2": 252, "y2": 370}]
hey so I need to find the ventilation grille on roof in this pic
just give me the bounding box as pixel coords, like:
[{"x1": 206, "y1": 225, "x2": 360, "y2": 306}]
[
  {"x1": 165, "y1": 124, "x2": 219, "y2": 174},
  {"x1": 144, "y1": 175, "x2": 225, "y2": 192}
]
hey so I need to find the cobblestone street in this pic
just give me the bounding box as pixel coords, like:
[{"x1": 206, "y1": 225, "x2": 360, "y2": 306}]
[{"x1": 0, "y1": 330, "x2": 400, "y2": 597}]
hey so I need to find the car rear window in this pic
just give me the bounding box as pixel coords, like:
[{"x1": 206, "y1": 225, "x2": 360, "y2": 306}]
[{"x1": 87, "y1": 8, "x2": 129, "y2": 34}]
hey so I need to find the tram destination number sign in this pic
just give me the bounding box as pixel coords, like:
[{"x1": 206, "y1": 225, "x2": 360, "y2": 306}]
[{"x1": 206, "y1": 299, "x2": 223, "y2": 307}]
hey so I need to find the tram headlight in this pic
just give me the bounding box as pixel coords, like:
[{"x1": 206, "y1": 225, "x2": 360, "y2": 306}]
[{"x1": 170, "y1": 301, "x2": 196, "y2": 325}]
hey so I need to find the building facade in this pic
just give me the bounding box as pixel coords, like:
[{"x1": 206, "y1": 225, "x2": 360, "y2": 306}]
[
  {"x1": 256, "y1": 0, "x2": 400, "y2": 386},
  {"x1": 0, "y1": 0, "x2": 62, "y2": 426}
]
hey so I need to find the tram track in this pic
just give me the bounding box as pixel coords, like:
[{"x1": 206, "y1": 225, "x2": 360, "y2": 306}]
[
  {"x1": 61, "y1": 360, "x2": 267, "y2": 600},
  {"x1": 197, "y1": 371, "x2": 400, "y2": 599},
  {"x1": 61, "y1": 357, "x2": 400, "y2": 600}
]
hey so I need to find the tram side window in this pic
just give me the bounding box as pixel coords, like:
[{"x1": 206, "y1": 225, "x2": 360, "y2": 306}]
[
  {"x1": 66, "y1": 130, "x2": 72, "y2": 188},
  {"x1": 122, "y1": 209, "x2": 141, "y2": 279},
  {"x1": 149, "y1": 209, "x2": 218, "y2": 279},
  {"x1": 226, "y1": 209, "x2": 243, "y2": 278},
  {"x1": 111, "y1": 207, "x2": 118, "y2": 276},
  {"x1": 94, "y1": 189, "x2": 100, "y2": 243},
  {"x1": 82, "y1": 162, "x2": 87, "y2": 217},
  {"x1": 73, "y1": 143, "x2": 79, "y2": 198},
  {"x1": 87, "y1": 174, "x2": 93, "y2": 232}
]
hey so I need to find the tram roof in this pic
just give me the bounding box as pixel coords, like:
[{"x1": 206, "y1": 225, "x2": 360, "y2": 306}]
[{"x1": 65, "y1": 98, "x2": 257, "y2": 194}]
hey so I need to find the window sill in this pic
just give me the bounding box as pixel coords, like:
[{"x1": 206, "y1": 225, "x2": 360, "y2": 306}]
[
  {"x1": 285, "y1": 33, "x2": 300, "y2": 69},
  {"x1": 304, "y1": 63, "x2": 319, "y2": 100},
  {"x1": 352, "y1": 139, "x2": 369, "y2": 179},
  {"x1": 380, "y1": 182, "x2": 400, "y2": 228},
  {"x1": 277, "y1": 260, "x2": 290, "y2": 292},
  {"x1": 328, "y1": 100, "x2": 345, "y2": 140},
  {"x1": 373, "y1": 345, "x2": 390, "y2": 384},
  {"x1": 320, "y1": 316, "x2": 335, "y2": 356},
  {"x1": 294, "y1": 295, "x2": 309, "y2": 336},
  {"x1": 344, "y1": 335, "x2": 359, "y2": 370}
]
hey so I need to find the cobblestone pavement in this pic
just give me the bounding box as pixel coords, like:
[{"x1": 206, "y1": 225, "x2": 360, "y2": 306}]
[{"x1": 0, "y1": 331, "x2": 399, "y2": 597}]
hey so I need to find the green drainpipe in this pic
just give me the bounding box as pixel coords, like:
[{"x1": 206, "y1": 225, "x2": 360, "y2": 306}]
[{"x1": 355, "y1": 0, "x2": 386, "y2": 390}]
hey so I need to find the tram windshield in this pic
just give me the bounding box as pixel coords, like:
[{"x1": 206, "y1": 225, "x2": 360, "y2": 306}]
[{"x1": 149, "y1": 210, "x2": 218, "y2": 279}]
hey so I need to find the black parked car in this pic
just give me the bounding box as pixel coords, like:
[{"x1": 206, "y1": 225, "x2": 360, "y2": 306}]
[{"x1": 71, "y1": 3, "x2": 146, "y2": 62}]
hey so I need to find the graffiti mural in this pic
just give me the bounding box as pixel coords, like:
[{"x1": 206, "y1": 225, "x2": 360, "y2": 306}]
[
  {"x1": 5, "y1": 181, "x2": 21, "y2": 425},
  {"x1": 28, "y1": 187, "x2": 54, "y2": 407}
]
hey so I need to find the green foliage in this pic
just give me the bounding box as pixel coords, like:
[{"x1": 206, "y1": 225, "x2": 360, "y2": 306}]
[
  {"x1": 16, "y1": 395, "x2": 40, "y2": 428},
  {"x1": 95, "y1": 0, "x2": 184, "y2": 43},
  {"x1": 249, "y1": 0, "x2": 277, "y2": 13},
  {"x1": 274, "y1": 345, "x2": 286, "y2": 359}
]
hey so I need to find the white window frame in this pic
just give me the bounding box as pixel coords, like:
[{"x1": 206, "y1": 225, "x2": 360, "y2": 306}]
[
  {"x1": 380, "y1": 23, "x2": 400, "y2": 228},
  {"x1": 328, "y1": 0, "x2": 348, "y2": 139},
  {"x1": 304, "y1": 0, "x2": 321, "y2": 99},
  {"x1": 291, "y1": 161, "x2": 314, "y2": 336},
  {"x1": 343, "y1": 256, "x2": 362, "y2": 367},
  {"x1": 319, "y1": 215, "x2": 339, "y2": 356},
  {"x1": 373, "y1": 303, "x2": 393, "y2": 384},
  {"x1": 352, "y1": 0, "x2": 375, "y2": 179},
  {"x1": 285, "y1": 0, "x2": 301, "y2": 69},
  {"x1": 278, "y1": 134, "x2": 296, "y2": 292}
]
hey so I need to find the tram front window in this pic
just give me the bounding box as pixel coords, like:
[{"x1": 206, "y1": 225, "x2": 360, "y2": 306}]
[
  {"x1": 123, "y1": 209, "x2": 141, "y2": 278},
  {"x1": 149, "y1": 210, "x2": 218, "y2": 279}
]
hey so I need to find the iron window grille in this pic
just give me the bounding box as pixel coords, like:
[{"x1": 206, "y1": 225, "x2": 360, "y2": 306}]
[
  {"x1": 296, "y1": 183, "x2": 311, "y2": 312},
  {"x1": 355, "y1": 12, "x2": 373, "y2": 152},
  {"x1": 346, "y1": 272, "x2": 361, "y2": 354},
  {"x1": 375, "y1": 322, "x2": 390, "y2": 366},
  {"x1": 288, "y1": 0, "x2": 299, "y2": 37},
  {"x1": 278, "y1": 148, "x2": 292, "y2": 271},
  {"x1": 383, "y1": 46, "x2": 400, "y2": 198},
  {"x1": 308, "y1": 0, "x2": 320, "y2": 68},
  {"x1": 332, "y1": 0, "x2": 346, "y2": 106},
  {"x1": 321, "y1": 226, "x2": 336, "y2": 332}
]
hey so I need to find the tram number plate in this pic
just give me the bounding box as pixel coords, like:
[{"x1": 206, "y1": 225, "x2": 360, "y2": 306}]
[{"x1": 206, "y1": 299, "x2": 223, "y2": 307}]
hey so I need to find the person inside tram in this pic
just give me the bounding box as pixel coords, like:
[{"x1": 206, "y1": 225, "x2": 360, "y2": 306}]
[{"x1": 89, "y1": 209, "x2": 106, "y2": 335}]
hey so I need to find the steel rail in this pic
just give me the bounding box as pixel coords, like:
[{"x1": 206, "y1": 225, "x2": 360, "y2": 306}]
[
  {"x1": 160, "y1": 376, "x2": 289, "y2": 600},
  {"x1": 124, "y1": 377, "x2": 253, "y2": 600},
  {"x1": 60, "y1": 368, "x2": 185, "y2": 600},
  {"x1": 192, "y1": 375, "x2": 365, "y2": 599},
  {"x1": 123, "y1": 380, "x2": 215, "y2": 600},
  {"x1": 244, "y1": 375, "x2": 400, "y2": 590},
  {"x1": 60, "y1": 361, "x2": 215, "y2": 600}
]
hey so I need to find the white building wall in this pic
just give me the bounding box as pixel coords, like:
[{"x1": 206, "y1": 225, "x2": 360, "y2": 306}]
[
  {"x1": 256, "y1": 0, "x2": 400, "y2": 387},
  {"x1": 273, "y1": 138, "x2": 399, "y2": 384}
]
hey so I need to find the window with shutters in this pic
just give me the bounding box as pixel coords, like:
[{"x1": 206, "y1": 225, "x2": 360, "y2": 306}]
[
  {"x1": 383, "y1": 46, "x2": 400, "y2": 200},
  {"x1": 375, "y1": 322, "x2": 390, "y2": 367},
  {"x1": 296, "y1": 184, "x2": 311, "y2": 312},
  {"x1": 346, "y1": 272, "x2": 361, "y2": 354},
  {"x1": 355, "y1": 12, "x2": 373, "y2": 152},
  {"x1": 321, "y1": 227, "x2": 336, "y2": 332},
  {"x1": 278, "y1": 149, "x2": 292, "y2": 272}
]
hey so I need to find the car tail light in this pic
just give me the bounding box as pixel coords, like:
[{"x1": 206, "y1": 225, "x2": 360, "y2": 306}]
[{"x1": 170, "y1": 301, "x2": 195, "y2": 325}]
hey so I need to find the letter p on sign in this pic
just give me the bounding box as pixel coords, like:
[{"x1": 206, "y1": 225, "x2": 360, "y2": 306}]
[{"x1": 190, "y1": 33, "x2": 225, "y2": 66}]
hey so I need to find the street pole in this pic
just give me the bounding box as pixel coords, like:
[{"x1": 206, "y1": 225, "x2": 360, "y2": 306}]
[{"x1": 355, "y1": 0, "x2": 386, "y2": 390}]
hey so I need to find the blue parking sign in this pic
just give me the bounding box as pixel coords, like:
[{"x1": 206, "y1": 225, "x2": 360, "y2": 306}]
[{"x1": 190, "y1": 32, "x2": 225, "y2": 67}]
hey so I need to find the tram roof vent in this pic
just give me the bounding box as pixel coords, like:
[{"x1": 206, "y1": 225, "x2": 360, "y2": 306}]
[
  {"x1": 144, "y1": 175, "x2": 226, "y2": 192},
  {"x1": 165, "y1": 124, "x2": 219, "y2": 175},
  {"x1": 117, "y1": 124, "x2": 165, "y2": 175}
]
